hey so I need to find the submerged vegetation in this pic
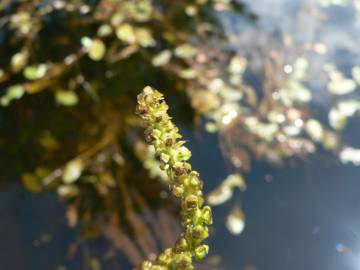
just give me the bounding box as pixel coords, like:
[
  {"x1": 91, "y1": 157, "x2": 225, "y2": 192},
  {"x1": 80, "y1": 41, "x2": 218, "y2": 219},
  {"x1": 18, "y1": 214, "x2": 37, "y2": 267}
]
[{"x1": 1, "y1": 0, "x2": 360, "y2": 269}]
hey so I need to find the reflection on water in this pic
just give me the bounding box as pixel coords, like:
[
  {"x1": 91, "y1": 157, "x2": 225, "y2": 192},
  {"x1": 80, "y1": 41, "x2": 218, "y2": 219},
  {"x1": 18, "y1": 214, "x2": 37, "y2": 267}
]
[
  {"x1": 2, "y1": 0, "x2": 360, "y2": 270},
  {"x1": 186, "y1": 126, "x2": 360, "y2": 270}
]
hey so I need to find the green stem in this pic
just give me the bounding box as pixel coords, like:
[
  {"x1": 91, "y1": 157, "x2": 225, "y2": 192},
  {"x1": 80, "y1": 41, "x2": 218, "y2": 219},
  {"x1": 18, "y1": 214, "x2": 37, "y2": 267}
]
[{"x1": 136, "y1": 86, "x2": 213, "y2": 270}]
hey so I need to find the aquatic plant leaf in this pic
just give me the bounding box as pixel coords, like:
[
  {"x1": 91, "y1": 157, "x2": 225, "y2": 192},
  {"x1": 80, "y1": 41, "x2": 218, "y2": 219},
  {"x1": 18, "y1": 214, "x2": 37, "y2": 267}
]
[
  {"x1": 1, "y1": 85, "x2": 25, "y2": 106},
  {"x1": 22, "y1": 173, "x2": 43, "y2": 193},
  {"x1": 328, "y1": 78, "x2": 357, "y2": 95},
  {"x1": 207, "y1": 185, "x2": 232, "y2": 206},
  {"x1": 286, "y1": 80, "x2": 312, "y2": 102},
  {"x1": 305, "y1": 119, "x2": 324, "y2": 142},
  {"x1": 178, "y1": 68, "x2": 197, "y2": 79},
  {"x1": 57, "y1": 184, "x2": 80, "y2": 198},
  {"x1": 116, "y1": 24, "x2": 136, "y2": 44},
  {"x1": 132, "y1": 0, "x2": 153, "y2": 22},
  {"x1": 329, "y1": 108, "x2": 347, "y2": 130},
  {"x1": 174, "y1": 44, "x2": 198, "y2": 59},
  {"x1": 55, "y1": 90, "x2": 78, "y2": 106},
  {"x1": 97, "y1": 24, "x2": 112, "y2": 37},
  {"x1": 62, "y1": 159, "x2": 84, "y2": 184},
  {"x1": 292, "y1": 57, "x2": 309, "y2": 80},
  {"x1": 10, "y1": 51, "x2": 28, "y2": 72},
  {"x1": 135, "y1": 28, "x2": 156, "y2": 47},
  {"x1": 110, "y1": 13, "x2": 124, "y2": 26},
  {"x1": 226, "y1": 204, "x2": 245, "y2": 235},
  {"x1": 88, "y1": 39, "x2": 106, "y2": 61},
  {"x1": 24, "y1": 64, "x2": 47, "y2": 80},
  {"x1": 223, "y1": 174, "x2": 247, "y2": 191},
  {"x1": 328, "y1": 100, "x2": 360, "y2": 130},
  {"x1": 340, "y1": 147, "x2": 360, "y2": 166},
  {"x1": 228, "y1": 56, "x2": 247, "y2": 74},
  {"x1": 7, "y1": 84, "x2": 25, "y2": 99},
  {"x1": 191, "y1": 90, "x2": 221, "y2": 113},
  {"x1": 320, "y1": 0, "x2": 347, "y2": 7},
  {"x1": 352, "y1": 66, "x2": 360, "y2": 85},
  {"x1": 152, "y1": 50, "x2": 172, "y2": 66}
]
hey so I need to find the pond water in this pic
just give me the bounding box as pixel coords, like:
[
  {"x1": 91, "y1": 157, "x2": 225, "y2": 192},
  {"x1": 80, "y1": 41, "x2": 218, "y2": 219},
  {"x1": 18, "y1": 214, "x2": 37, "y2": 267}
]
[{"x1": 2, "y1": 0, "x2": 360, "y2": 270}]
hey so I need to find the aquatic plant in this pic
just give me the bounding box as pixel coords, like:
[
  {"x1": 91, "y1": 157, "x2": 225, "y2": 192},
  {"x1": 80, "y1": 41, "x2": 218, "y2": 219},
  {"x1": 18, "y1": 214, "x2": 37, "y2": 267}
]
[{"x1": 136, "y1": 86, "x2": 212, "y2": 270}]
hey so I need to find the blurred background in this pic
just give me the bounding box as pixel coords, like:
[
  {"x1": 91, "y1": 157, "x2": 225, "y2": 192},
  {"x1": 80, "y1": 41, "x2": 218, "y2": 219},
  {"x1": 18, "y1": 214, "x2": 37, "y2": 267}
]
[{"x1": 1, "y1": 0, "x2": 360, "y2": 269}]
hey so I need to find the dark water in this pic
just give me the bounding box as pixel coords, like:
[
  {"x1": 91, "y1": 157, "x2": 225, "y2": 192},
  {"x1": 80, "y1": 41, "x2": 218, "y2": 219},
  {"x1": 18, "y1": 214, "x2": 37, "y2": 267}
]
[
  {"x1": 186, "y1": 128, "x2": 360, "y2": 270},
  {"x1": 4, "y1": 127, "x2": 360, "y2": 270}
]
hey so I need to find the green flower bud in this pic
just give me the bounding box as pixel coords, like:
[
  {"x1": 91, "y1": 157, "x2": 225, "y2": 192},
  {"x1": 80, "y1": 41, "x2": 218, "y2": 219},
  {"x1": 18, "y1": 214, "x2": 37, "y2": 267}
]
[
  {"x1": 178, "y1": 146, "x2": 192, "y2": 161},
  {"x1": 200, "y1": 206, "x2": 213, "y2": 225},
  {"x1": 165, "y1": 137, "x2": 174, "y2": 147},
  {"x1": 160, "y1": 153, "x2": 170, "y2": 164},
  {"x1": 188, "y1": 176, "x2": 202, "y2": 190},
  {"x1": 174, "y1": 252, "x2": 193, "y2": 270},
  {"x1": 184, "y1": 195, "x2": 198, "y2": 211},
  {"x1": 172, "y1": 184, "x2": 184, "y2": 197},
  {"x1": 136, "y1": 104, "x2": 148, "y2": 115},
  {"x1": 190, "y1": 225, "x2": 209, "y2": 243},
  {"x1": 175, "y1": 237, "x2": 189, "y2": 252},
  {"x1": 139, "y1": 260, "x2": 152, "y2": 270},
  {"x1": 173, "y1": 162, "x2": 187, "y2": 176},
  {"x1": 156, "y1": 248, "x2": 173, "y2": 266},
  {"x1": 194, "y1": 245, "x2": 209, "y2": 261}
]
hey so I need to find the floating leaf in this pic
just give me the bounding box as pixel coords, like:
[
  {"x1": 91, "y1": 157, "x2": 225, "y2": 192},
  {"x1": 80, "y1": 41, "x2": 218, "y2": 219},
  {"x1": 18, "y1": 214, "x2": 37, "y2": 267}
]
[
  {"x1": 0, "y1": 96, "x2": 10, "y2": 106},
  {"x1": 62, "y1": 159, "x2": 84, "y2": 184},
  {"x1": 292, "y1": 57, "x2": 309, "y2": 80},
  {"x1": 22, "y1": 173, "x2": 43, "y2": 193},
  {"x1": 305, "y1": 119, "x2": 324, "y2": 142},
  {"x1": 55, "y1": 90, "x2": 78, "y2": 106},
  {"x1": 185, "y1": 5, "x2": 198, "y2": 16},
  {"x1": 322, "y1": 132, "x2": 338, "y2": 150},
  {"x1": 135, "y1": 28, "x2": 155, "y2": 47},
  {"x1": 286, "y1": 80, "x2": 312, "y2": 103},
  {"x1": 222, "y1": 174, "x2": 247, "y2": 191},
  {"x1": 329, "y1": 108, "x2": 347, "y2": 130},
  {"x1": 320, "y1": 0, "x2": 347, "y2": 7},
  {"x1": 116, "y1": 24, "x2": 136, "y2": 44},
  {"x1": 132, "y1": 0, "x2": 153, "y2": 22},
  {"x1": 226, "y1": 204, "x2": 245, "y2": 235},
  {"x1": 88, "y1": 39, "x2": 106, "y2": 61},
  {"x1": 57, "y1": 184, "x2": 80, "y2": 197},
  {"x1": 228, "y1": 56, "x2": 247, "y2": 74},
  {"x1": 24, "y1": 64, "x2": 47, "y2": 80},
  {"x1": 337, "y1": 100, "x2": 360, "y2": 116},
  {"x1": 1, "y1": 84, "x2": 25, "y2": 106},
  {"x1": 207, "y1": 185, "x2": 232, "y2": 206},
  {"x1": 39, "y1": 132, "x2": 59, "y2": 150},
  {"x1": 178, "y1": 68, "x2": 197, "y2": 79},
  {"x1": 97, "y1": 24, "x2": 112, "y2": 37},
  {"x1": 191, "y1": 90, "x2": 220, "y2": 113},
  {"x1": 7, "y1": 84, "x2": 25, "y2": 99},
  {"x1": 328, "y1": 100, "x2": 360, "y2": 130},
  {"x1": 152, "y1": 50, "x2": 172, "y2": 66},
  {"x1": 11, "y1": 51, "x2": 28, "y2": 72},
  {"x1": 110, "y1": 13, "x2": 124, "y2": 26},
  {"x1": 10, "y1": 11, "x2": 32, "y2": 34},
  {"x1": 340, "y1": 147, "x2": 360, "y2": 166},
  {"x1": 328, "y1": 78, "x2": 357, "y2": 95},
  {"x1": 81, "y1": 36, "x2": 92, "y2": 48},
  {"x1": 174, "y1": 44, "x2": 197, "y2": 59},
  {"x1": 352, "y1": 66, "x2": 360, "y2": 85}
]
